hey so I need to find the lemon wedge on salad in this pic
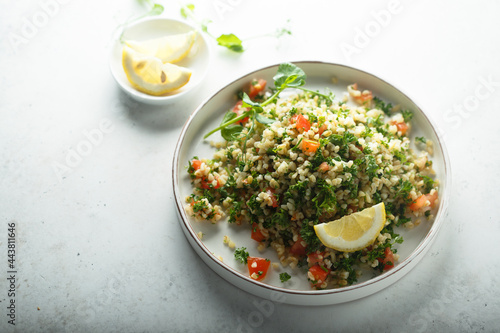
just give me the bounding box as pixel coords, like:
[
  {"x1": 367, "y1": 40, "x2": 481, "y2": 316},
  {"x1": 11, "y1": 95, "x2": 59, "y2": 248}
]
[
  {"x1": 314, "y1": 202, "x2": 386, "y2": 252},
  {"x1": 122, "y1": 46, "x2": 192, "y2": 96},
  {"x1": 125, "y1": 31, "x2": 197, "y2": 63}
]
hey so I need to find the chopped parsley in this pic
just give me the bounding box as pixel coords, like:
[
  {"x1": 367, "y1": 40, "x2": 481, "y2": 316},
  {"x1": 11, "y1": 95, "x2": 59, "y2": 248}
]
[
  {"x1": 329, "y1": 131, "x2": 358, "y2": 158},
  {"x1": 365, "y1": 155, "x2": 379, "y2": 180},
  {"x1": 373, "y1": 96, "x2": 393, "y2": 115},
  {"x1": 234, "y1": 247, "x2": 249, "y2": 264},
  {"x1": 393, "y1": 179, "x2": 414, "y2": 204},
  {"x1": 279, "y1": 272, "x2": 292, "y2": 283},
  {"x1": 332, "y1": 254, "x2": 358, "y2": 285},
  {"x1": 300, "y1": 220, "x2": 322, "y2": 254},
  {"x1": 192, "y1": 199, "x2": 209, "y2": 213},
  {"x1": 393, "y1": 150, "x2": 407, "y2": 163},
  {"x1": 415, "y1": 136, "x2": 427, "y2": 144},
  {"x1": 228, "y1": 200, "x2": 243, "y2": 223},
  {"x1": 420, "y1": 175, "x2": 436, "y2": 193},
  {"x1": 312, "y1": 178, "x2": 337, "y2": 216},
  {"x1": 268, "y1": 208, "x2": 290, "y2": 229},
  {"x1": 401, "y1": 110, "x2": 414, "y2": 123}
]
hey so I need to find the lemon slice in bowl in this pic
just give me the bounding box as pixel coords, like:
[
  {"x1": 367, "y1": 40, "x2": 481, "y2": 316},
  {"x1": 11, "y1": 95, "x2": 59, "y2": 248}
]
[
  {"x1": 122, "y1": 46, "x2": 192, "y2": 96},
  {"x1": 314, "y1": 203, "x2": 386, "y2": 252},
  {"x1": 125, "y1": 31, "x2": 197, "y2": 63}
]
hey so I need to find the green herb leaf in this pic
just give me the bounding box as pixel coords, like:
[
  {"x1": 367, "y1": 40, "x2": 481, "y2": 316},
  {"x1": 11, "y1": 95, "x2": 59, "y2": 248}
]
[
  {"x1": 373, "y1": 96, "x2": 393, "y2": 116},
  {"x1": 393, "y1": 150, "x2": 407, "y2": 163},
  {"x1": 201, "y1": 18, "x2": 212, "y2": 33},
  {"x1": 221, "y1": 109, "x2": 237, "y2": 123},
  {"x1": 255, "y1": 113, "x2": 274, "y2": 125},
  {"x1": 420, "y1": 175, "x2": 435, "y2": 193},
  {"x1": 365, "y1": 155, "x2": 379, "y2": 180},
  {"x1": 300, "y1": 220, "x2": 322, "y2": 254},
  {"x1": 221, "y1": 124, "x2": 244, "y2": 142},
  {"x1": 279, "y1": 272, "x2": 292, "y2": 283},
  {"x1": 204, "y1": 64, "x2": 308, "y2": 140},
  {"x1": 216, "y1": 34, "x2": 244, "y2": 52},
  {"x1": 150, "y1": 3, "x2": 164, "y2": 15},
  {"x1": 242, "y1": 93, "x2": 263, "y2": 113},
  {"x1": 269, "y1": 208, "x2": 290, "y2": 228},
  {"x1": 218, "y1": 110, "x2": 244, "y2": 141},
  {"x1": 415, "y1": 136, "x2": 427, "y2": 144},
  {"x1": 401, "y1": 110, "x2": 413, "y2": 123},
  {"x1": 273, "y1": 63, "x2": 306, "y2": 89},
  {"x1": 329, "y1": 131, "x2": 358, "y2": 158},
  {"x1": 312, "y1": 178, "x2": 337, "y2": 216},
  {"x1": 393, "y1": 179, "x2": 413, "y2": 203},
  {"x1": 234, "y1": 247, "x2": 249, "y2": 264},
  {"x1": 180, "y1": 3, "x2": 195, "y2": 18}
]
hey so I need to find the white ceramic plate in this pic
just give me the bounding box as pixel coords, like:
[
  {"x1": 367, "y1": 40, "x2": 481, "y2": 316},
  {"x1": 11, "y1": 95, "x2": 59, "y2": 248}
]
[
  {"x1": 172, "y1": 61, "x2": 451, "y2": 305},
  {"x1": 109, "y1": 17, "x2": 210, "y2": 105}
]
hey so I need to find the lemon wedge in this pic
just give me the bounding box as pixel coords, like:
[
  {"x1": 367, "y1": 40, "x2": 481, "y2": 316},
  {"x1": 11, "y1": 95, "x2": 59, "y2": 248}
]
[
  {"x1": 314, "y1": 203, "x2": 386, "y2": 252},
  {"x1": 125, "y1": 31, "x2": 197, "y2": 63},
  {"x1": 122, "y1": 46, "x2": 192, "y2": 96}
]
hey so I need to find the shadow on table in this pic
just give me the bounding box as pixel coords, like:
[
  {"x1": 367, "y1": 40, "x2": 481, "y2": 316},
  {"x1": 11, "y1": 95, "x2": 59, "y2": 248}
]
[{"x1": 114, "y1": 88, "x2": 201, "y2": 133}]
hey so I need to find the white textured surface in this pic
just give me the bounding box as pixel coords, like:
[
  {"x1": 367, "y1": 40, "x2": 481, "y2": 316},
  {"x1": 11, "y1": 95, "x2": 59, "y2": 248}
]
[{"x1": 1, "y1": 0, "x2": 499, "y2": 332}]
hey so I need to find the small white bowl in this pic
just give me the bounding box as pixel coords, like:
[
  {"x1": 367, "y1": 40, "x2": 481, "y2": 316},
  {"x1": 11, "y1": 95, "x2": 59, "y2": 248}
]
[{"x1": 109, "y1": 17, "x2": 210, "y2": 105}]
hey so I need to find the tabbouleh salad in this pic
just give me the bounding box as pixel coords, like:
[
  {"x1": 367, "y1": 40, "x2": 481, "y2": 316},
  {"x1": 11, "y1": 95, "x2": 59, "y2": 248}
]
[{"x1": 184, "y1": 63, "x2": 439, "y2": 289}]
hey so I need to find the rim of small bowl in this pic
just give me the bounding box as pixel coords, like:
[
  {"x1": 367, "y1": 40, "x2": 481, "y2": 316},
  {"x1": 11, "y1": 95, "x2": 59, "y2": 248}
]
[
  {"x1": 108, "y1": 16, "x2": 211, "y2": 104},
  {"x1": 172, "y1": 60, "x2": 451, "y2": 300}
]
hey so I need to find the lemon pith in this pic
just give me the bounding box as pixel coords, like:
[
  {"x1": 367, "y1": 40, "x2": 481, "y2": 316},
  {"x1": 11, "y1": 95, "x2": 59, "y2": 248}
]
[
  {"x1": 314, "y1": 202, "x2": 386, "y2": 252},
  {"x1": 125, "y1": 31, "x2": 197, "y2": 64},
  {"x1": 122, "y1": 46, "x2": 192, "y2": 96}
]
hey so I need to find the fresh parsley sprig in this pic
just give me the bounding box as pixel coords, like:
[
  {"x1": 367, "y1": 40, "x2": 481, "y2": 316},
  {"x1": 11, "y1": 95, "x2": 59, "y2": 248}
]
[
  {"x1": 204, "y1": 63, "x2": 312, "y2": 140},
  {"x1": 180, "y1": 3, "x2": 245, "y2": 52},
  {"x1": 180, "y1": 4, "x2": 291, "y2": 52}
]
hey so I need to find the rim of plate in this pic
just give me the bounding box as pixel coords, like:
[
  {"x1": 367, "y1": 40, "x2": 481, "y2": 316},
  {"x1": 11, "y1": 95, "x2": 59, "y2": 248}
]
[
  {"x1": 172, "y1": 60, "x2": 451, "y2": 298},
  {"x1": 108, "y1": 16, "x2": 211, "y2": 104}
]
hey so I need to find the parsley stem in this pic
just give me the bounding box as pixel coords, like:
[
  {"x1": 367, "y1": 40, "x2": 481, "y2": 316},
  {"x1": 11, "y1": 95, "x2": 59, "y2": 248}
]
[
  {"x1": 297, "y1": 87, "x2": 333, "y2": 102},
  {"x1": 203, "y1": 111, "x2": 251, "y2": 139},
  {"x1": 261, "y1": 88, "x2": 284, "y2": 107}
]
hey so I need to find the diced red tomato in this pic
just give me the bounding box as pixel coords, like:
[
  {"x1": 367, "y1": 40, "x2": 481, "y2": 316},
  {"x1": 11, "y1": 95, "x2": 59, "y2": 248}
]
[
  {"x1": 248, "y1": 79, "x2": 267, "y2": 99},
  {"x1": 200, "y1": 176, "x2": 221, "y2": 190},
  {"x1": 318, "y1": 123, "x2": 328, "y2": 136},
  {"x1": 409, "y1": 192, "x2": 438, "y2": 211},
  {"x1": 378, "y1": 247, "x2": 395, "y2": 270},
  {"x1": 291, "y1": 114, "x2": 311, "y2": 132},
  {"x1": 391, "y1": 121, "x2": 409, "y2": 135},
  {"x1": 191, "y1": 159, "x2": 202, "y2": 170},
  {"x1": 308, "y1": 252, "x2": 325, "y2": 265},
  {"x1": 349, "y1": 84, "x2": 374, "y2": 104},
  {"x1": 427, "y1": 191, "x2": 438, "y2": 205},
  {"x1": 301, "y1": 139, "x2": 320, "y2": 154},
  {"x1": 409, "y1": 195, "x2": 427, "y2": 211},
  {"x1": 232, "y1": 100, "x2": 244, "y2": 112},
  {"x1": 266, "y1": 187, "x2": 279, "y2": 208},
  {"x1": 232, "y1": 100, "x2": 249, "y2": 124},
  {"x1": 308, "y1": 264, "x2": 330, "y2": 288},
  {"x1": 251, "y1": 223, "x2": 266, "y2": 242},
  {"x1": 357, "y1": 91, "x2": 373, "y2": 103},
  {"x1": 318, "y1": 162, "x2": 329, "y2": 172},
  {"x1": 290, "y1": 235, "x2": 307, "y2": 256},
  {"x1": 247, "y1": 257, "x2": 271, "y2": 281}
]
